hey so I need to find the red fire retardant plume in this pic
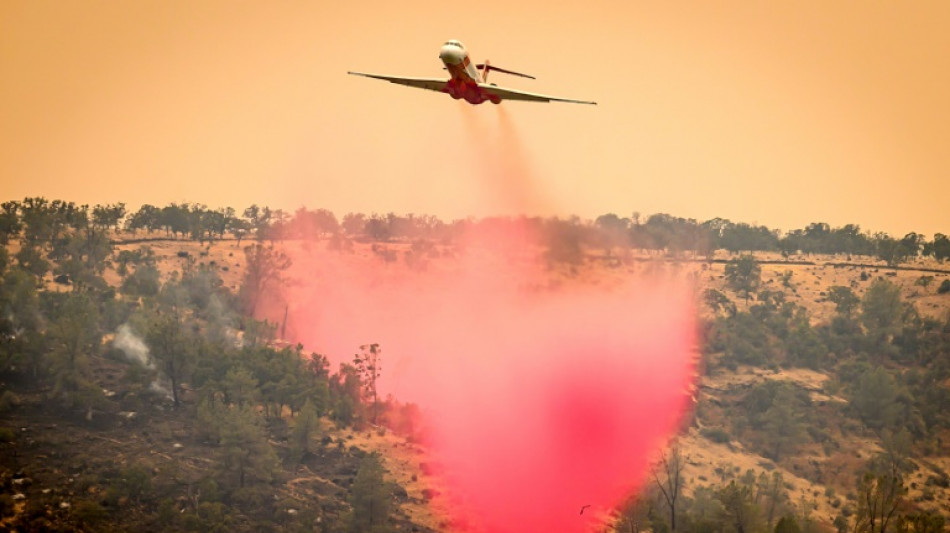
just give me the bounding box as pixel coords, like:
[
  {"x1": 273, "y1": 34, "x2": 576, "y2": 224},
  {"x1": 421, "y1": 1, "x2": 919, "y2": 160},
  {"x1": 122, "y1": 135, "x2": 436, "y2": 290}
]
[{"x1": 277, "y1": 225, "x2": 697, "y2": 532}]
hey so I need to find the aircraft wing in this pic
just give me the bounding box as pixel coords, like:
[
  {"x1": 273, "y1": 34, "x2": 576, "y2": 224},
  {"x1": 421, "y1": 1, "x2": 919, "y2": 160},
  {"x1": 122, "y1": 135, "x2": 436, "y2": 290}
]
[
  {"x1": 347, "y1": 72, "x2": 448, "y2": 93},
  {"x1": 478, "y1": 83, "x2": 597, "y2": 105}
]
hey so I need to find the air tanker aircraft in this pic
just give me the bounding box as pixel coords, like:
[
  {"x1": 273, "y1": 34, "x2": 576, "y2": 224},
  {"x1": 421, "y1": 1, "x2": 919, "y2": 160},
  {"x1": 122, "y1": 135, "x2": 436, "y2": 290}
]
[{"x1": 348, "y1": 40, "x2": 596, "y2": 105}]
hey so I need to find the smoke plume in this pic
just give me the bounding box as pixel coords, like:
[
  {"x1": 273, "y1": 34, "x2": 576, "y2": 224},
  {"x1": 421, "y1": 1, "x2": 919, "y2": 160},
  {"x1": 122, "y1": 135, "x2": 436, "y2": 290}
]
[{"x1": 114, "y1": 323, "x2": 152, "y2": 368}]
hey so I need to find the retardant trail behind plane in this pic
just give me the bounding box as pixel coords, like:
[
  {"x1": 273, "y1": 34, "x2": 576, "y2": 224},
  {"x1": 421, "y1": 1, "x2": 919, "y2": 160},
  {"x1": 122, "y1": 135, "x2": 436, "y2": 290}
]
[{"x1": 349, "y1": 39, "x2": 597, "y2": 105}]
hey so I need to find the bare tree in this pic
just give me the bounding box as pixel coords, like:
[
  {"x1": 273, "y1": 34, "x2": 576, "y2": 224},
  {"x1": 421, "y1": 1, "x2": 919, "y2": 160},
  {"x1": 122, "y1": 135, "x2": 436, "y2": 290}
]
[
  {"x1": 238, "y1": 244, "x2": 291, "y2": 315},
  {"x1": 853, "y1": 461, "x2": 904, "y2": 533},
  {"x1": 353, "y1": 343, "x2": 382, "y2": 425},
  {"x1": 652, "y1": 443, "x2": 685, "y2": 532}
]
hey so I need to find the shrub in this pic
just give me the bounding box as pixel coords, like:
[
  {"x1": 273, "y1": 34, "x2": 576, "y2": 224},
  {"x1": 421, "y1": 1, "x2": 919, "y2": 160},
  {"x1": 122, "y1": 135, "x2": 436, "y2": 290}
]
[
  {"x1": 0, "y1": 494, "x2": 14, "y2": 518},
  {"x1": 72, "y1": 500, "x2": 107, "y2": 526},
  {"x1": 0, "y1": 391, "x2": 19, "y2": 412},
  {"x1": 938, "y1": 279, "x2": 950, "y2": 294},
  {"x1": 701, "y1": 426, "x2": 731, "y2": 444}
]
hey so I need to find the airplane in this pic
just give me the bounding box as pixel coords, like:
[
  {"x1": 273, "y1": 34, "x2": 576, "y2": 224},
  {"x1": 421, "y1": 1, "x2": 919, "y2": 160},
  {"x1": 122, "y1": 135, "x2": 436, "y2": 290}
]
[{"x1": 348, "y1": 40, "x2": 596, "y2": 105}]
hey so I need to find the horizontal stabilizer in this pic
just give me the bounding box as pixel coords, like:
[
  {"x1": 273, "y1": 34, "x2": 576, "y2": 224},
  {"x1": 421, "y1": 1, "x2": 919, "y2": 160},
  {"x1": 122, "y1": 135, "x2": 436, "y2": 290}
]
[{"x1": 476, "y1": 64, "x2": 535, "y2": 80}]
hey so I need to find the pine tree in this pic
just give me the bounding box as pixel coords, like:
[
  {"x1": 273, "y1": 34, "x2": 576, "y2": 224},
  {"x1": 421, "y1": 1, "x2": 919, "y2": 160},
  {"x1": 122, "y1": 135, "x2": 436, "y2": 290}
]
[
  {"x1": 217, "y1": 405, "x2": 279, "y2": 488},
  {"x1": 348, "y1": 453, "x2": 392, "y2": 533},
  {"x1": 290, "y1": 398, "x2": 320, "y2": 464}
]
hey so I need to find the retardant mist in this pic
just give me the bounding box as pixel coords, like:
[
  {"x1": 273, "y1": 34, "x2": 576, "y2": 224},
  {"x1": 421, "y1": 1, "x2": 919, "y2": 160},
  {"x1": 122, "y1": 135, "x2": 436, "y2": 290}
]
[
  {"x1": 276, "y1": 224, "x2": 697, "y2": 532},
  {"x1": 458, "y1": 105, "x2": 553, "y2": 215}
]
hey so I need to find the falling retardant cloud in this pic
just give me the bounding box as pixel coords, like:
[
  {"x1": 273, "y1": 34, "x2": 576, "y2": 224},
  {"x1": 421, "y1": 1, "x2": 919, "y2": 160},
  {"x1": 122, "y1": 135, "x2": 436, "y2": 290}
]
[
  {"x1": 273, "y1": 221, "x2": 697, "y2": 532},
  {"x1": 252, "y1": 104, "x2": 699, "y2": 532}
]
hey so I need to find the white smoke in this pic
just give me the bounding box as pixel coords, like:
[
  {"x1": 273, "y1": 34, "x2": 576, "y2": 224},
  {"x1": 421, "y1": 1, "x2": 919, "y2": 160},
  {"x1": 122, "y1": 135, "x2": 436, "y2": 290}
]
[
  {"x1": 114, "y1": 323, "x2": 152, "y2": 368},
  {"x1": 149, "y1": 379, "x2": 174, "y2": 401}
]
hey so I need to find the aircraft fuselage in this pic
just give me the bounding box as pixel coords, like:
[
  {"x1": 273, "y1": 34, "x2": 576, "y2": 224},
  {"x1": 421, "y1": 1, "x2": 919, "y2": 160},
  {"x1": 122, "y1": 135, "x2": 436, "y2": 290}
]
[{"x1": 438, "y1": 40, "x2": 500, "y2": 105}]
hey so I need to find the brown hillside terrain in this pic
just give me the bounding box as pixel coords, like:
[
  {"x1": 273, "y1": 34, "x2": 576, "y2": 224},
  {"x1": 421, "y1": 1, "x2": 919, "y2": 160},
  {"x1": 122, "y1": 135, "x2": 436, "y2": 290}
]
[
  {"x1": 111, "y1": 237, "x2": 950, "y2": 521},
  {"x1": 9, "y1": 235, "x2": 950, "y2": 530}
]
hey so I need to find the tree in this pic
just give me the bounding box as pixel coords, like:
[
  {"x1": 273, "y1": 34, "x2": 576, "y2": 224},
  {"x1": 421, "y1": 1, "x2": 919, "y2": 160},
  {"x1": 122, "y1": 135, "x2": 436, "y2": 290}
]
[
  {"x1": 931, "y1": 233, "x2": 950, "y2": 262},
  {"x1": 652, "y1": 443, "x2": 685, "y2": 532},
  {"x1": 290, "y1": 398, "x2": 320, "y2": 464},
  {"x1": 291, "y1": 207, "x2": 340, "y2": 239},
  {"x1": 897, "y1": 232, "x2": 922, "y2": 261},
  {"x1": 718, "y1": 480, "x2": 761, "y2": 533},
  {"x1": 895, "y1": 512, "x2": 945, "y2": 533},
  {"x1": 365, "y1": 214, "x2": 391, "y2": 242},
  {"x1": 833, "y1": 515, "x2": 849, "y2": 533},
  {"x1": 238, "y1": 244, "x2": 291, "y2": 315},
  {"x1": 229, "y1": 218, "x2": 251, "y2": 246},
  {"x1": 755, "y1": 471, "x2": 788, "y2": 530},
  {"x1": 121, "y1": 263, "x2": 161, "y2": 297},
  {"x1": 92, "y1": 203, "x2": 125, "y2": 232},
  {"x1": 348, "y1": 452, "x2": 392, "y2": 533},
  {"x1": 46, "y1": 292, "x2": 102, "y2": 412},
  {"x1": 222, "y1": 366, "x2": 259, "y2": 407},
  {"x1": 125, "y1": 204, "x2": 161, "y2": 234},
  {"x1": 785, "y1": 321, "x2": 828, "y2": 369},
  {"x1": 725, "y1": 255, "x2": 761, "y2": 303},
  {"x1": 15, "y1": 244, "x2": 50, "y2": 279},
  {"x1": 873, "y1": 234, "x2": 914, "y2": 266},
  {"x1": 704, "y1": 289, "x2": 737, "y2": 317},
  {"x1": 342, "y1": 212, "x2": 367, "y2": 236},
  {"x1": 0, "y1": 268, "x2": 45, "y2": 374},
  {"x1": 854, "y1": 463, "x2": 904, "y2": 533},
  {"x1": 860, "y1": 279, "x2": 904, "y2": 347},
  {"x1": 828, "y1": 286, "x2": 860, "y2": 317},
  {"x1": 159, "y1": 203, "x2": 192, "y2": 238},
  {"x1": 774, "y1": 515, "x2": 801, "y2": 533},
  {"x1": 216, "y1": 405, "x2": 279, "y2": 488},
  {"x1": 851, "y1": 367, "x2": 902, "y2": 431},
  {"x1": 0, "y1": 201, "x2": 21, "y2": 245},
  {"x1": 354, "y1": 343, "x2": 382, "y2": 425},
  {"x1": 762, "y1": 387, "x2": 808, "y2": 460},
  {"x1": 19, "y1": 197, "x2": 53, "y2": 244},
  {"x1": 595, "y1": 212, "x2": 631, "y2": 251},
  {"x1": 50, "y1": 222, "x2": 113, "y2": 291},
  {"x1": 145, "y1": 314, "x2": 195, "y2": 408},
  {"x1": 243, "y1": 204, "x2": 272, "y2": 241},
  {"x1": 544, "y1": 217, "x2": 585, "y2": 265},
  {"x1": 270, "y1": 208, "x2": 289, "y2": 242},
  {"x1": 332, "y1": 362, "x2": 363, "y2": 427},
  {"x1": 876, "y1": 428, "x2": 914, "y2": 475},
  {"x1": 679, "y1": 485, "x2": 726, "y2": 533}
]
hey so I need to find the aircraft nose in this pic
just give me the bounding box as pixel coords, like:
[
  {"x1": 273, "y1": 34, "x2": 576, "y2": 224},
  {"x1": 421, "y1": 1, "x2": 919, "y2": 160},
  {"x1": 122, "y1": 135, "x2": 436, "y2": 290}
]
[{"x1": 439, "y1": 45, "x2": 464, "y2": 65}]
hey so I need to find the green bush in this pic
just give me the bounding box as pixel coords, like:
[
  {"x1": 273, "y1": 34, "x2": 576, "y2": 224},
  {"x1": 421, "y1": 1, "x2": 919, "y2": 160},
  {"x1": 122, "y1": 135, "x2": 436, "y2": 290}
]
[
  {"x1": 938, "y1": 279, "x2": 950, "y2": 294},
  {"x1": 0, "y1": 391, "x2": 19, "y2": 413},
  {"x1": 72, "y1": 500, "x2": 107, "y2": 526},
  {"x1": 700, "y1": 426, "x2": 731, "y2": 444},
  {"x1": 0, "y1": 427, "x2": 15, "y2": 442}
]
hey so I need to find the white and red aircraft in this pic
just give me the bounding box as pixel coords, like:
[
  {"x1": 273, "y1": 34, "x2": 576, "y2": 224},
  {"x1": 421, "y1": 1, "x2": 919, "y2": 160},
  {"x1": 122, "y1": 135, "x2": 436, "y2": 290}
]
[{"x1": 348, "y1": 40, "x2": 596, "y2": 105}]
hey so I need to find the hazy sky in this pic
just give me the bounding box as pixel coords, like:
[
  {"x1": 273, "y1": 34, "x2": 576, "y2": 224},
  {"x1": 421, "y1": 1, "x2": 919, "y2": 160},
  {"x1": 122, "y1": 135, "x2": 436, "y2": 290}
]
[{"x1": 3, "y1": 1, "x2": 949, "y2": 236}]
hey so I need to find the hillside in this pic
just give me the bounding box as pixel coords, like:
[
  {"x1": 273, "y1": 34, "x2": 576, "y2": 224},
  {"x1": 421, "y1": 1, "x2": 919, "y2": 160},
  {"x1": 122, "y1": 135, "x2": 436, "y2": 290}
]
[{"x1": 2, "y1": 204, "x2": 950, "y2": 532}]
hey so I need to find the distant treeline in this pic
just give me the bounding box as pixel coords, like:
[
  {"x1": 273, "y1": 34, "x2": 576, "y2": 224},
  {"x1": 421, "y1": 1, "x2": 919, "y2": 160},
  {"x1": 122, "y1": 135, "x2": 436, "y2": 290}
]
[{"x1": 2, "y1": 197, "x2": 948, "y2": 265}]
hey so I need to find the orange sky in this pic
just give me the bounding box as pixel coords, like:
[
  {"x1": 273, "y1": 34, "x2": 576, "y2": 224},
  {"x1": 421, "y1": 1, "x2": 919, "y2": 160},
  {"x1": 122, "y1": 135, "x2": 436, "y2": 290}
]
[{"x1": 2, "y1": 1, "x2": 949, "y2": 236}]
